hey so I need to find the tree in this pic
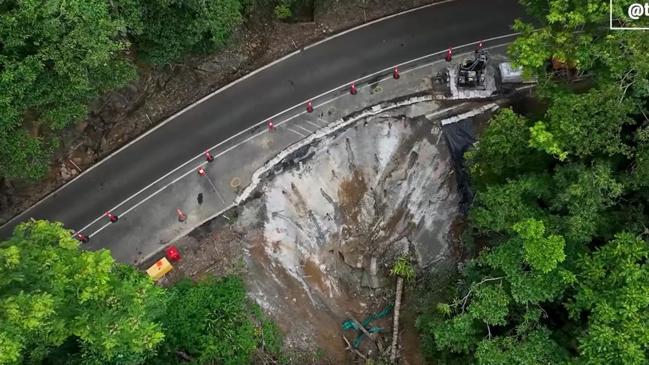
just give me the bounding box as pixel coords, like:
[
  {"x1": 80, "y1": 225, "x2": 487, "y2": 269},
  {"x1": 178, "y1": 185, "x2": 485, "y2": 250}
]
[
  {"x1": 150, "y1": 276, "x2": 280, "y2": 365},
  {"x1": 0, "y1": 0, "x2": 246, "y2": 180},
  {"x1": 568, "y1": 232, "x2": 649, "y2": 365},
  {"x1": 529, "y1": 87, "x2": 634, "y2": 160},
  {"x1": 426, "y1": 218, "x2": 572, "y2": 364},
  {"x1": 419, "y1": 1, "x2": 649, "y2": 363},
  {"x1": 474, "y1": 328, "x2": 568, "y2": 365},
  {"x1": 389, "y1": 256, "x2": 415, "y2": 363},
  {"x1": 469, "y1": 174, "x2": 552, "y2": 234},
  {"x1": 0, "y1": 220, "x2": 164, "y2": 364},
  {"x1": 465, "y1": 108, "x2": 548, "y2": 187},
  {"x1": 131, "y1": 0, "x2": 243, "y2": 64},
  {"x1": 0, "y1": 0, "x2": 136, "y2": 180}
]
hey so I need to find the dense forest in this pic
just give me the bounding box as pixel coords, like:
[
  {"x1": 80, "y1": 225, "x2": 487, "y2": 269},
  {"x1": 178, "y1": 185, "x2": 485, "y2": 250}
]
[
  {"x1": 0, "y1": 0, "x2": 312, "y2": 181},
  {"x1": 418, "y1": 1, "x2": 649, "y2": 364},
  {"x1": 2, "y1": 0, "x2": 649, "y2": 364}
]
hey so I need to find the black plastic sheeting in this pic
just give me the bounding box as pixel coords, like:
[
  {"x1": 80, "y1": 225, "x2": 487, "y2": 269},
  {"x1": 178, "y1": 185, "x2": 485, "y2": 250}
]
[{"x1": 442, "y1": 118, "x2": 476, "y2": 214}]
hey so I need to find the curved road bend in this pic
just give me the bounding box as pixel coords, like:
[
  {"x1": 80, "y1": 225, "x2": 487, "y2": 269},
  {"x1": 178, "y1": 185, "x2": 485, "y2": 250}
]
[{"x1": 0, "y1": 0, "x2": 526, "y2": 238}]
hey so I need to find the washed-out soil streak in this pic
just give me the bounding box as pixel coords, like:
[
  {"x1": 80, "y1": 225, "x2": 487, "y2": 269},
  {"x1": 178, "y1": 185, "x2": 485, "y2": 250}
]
[{"x1": 141, "y1": 102, "x2": 463, "y2": 363}]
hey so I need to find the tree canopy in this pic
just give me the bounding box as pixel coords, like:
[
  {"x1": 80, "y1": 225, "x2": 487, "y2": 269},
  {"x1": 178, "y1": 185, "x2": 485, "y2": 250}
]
[
  {"x1": 132, "y1": 0, "x2": 243, "y2": 64},
  {"x1": 0, "y1": 0, "x2": 244, "y2": 181},
  {"x1": 0, "y1": 220, "x2": 164, "y2": 364},
  {"x1": 0, "y1": 220, "x2": 282, "y2": 365},
  {"x1": 150, "y1": 276, "x2": 281, "y2": 365},
  {"x1": 419, "y1": 1, "x2": 649, "y2": 364},
  {"x1": 0, "y1": 0, "x2": 136, "y2": 180}
]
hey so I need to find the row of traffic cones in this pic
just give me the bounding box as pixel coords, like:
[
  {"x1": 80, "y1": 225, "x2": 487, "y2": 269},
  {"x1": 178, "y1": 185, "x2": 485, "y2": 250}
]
[
  {"x1": 73, "y1": 211, "x2": 118, "y2": 242},
  {"x1": 74, "y1": 206, "x2": 189, "y2": 242},
  {"x1": 73, "y1": 42, "x2": 485, "y2": 244},
  {"x1": 72, "y1": 148, "x2": 221, "y2": 242},
  {"x1": 297, "y1": 43, "x2": 483, "y2": 115},
  {"x1": 181, "y1": 43, "x2": 478, "y2": 164}
]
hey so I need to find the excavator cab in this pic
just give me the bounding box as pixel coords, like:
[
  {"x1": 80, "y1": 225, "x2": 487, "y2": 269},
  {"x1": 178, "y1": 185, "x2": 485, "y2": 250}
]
[{"x1": 457, "y1": 49, "x2": 489, "y2": 88}]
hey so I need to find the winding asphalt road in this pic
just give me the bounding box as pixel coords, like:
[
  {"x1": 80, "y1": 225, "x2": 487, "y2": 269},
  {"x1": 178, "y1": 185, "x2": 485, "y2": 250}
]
[{"x1": 0, "y1": 0, "x2": 526, "y2": 239}]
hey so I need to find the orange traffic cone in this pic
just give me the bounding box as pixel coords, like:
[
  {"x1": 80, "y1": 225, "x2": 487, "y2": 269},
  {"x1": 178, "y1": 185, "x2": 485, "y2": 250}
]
[
  {"x1": 445, "y1": 47, "x2": 453, "y2": 62},
  {"x1": 176, "y1": 208, "x2": 187, "y2": 222},
  {"x1": 75, "y1": 232, "x2": 89, "y2": 243},
  {"x1": 106, "y1": 211, "x2": 118, "y2": 223}
]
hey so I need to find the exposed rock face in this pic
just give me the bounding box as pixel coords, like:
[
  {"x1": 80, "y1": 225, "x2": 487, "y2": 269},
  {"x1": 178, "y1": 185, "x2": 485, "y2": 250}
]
[{"x1": 238, "y1": 112, "x2": 460, "y2": 358}]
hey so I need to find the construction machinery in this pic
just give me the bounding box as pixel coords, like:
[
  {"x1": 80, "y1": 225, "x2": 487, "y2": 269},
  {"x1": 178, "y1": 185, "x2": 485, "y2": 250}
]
[{"x1": 457, "y1": 49, "x2": 489, "y2": 89}]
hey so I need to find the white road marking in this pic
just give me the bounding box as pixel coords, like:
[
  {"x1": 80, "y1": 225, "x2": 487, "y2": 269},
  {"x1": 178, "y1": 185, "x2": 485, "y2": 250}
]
[
  {"x1": 1, "y1": 0, "x2": 462, "y2": 231},
  {"x1": 91, "y1": 222, "x2": 112, "y2": 237},
  {"x1": 302, "y1": 0, "x2": 457, "y2": 52},
  {"x1": 86, "y1": 41, "x2": 514, "y2": 236},
  {"x1": 75, "y1": 38, "x2": 516, "y2": 236},
  {"x1": 287, "y1": 128, "x2": 307, "y2": 137},
  {"x1": 305, "y1": 120, "x2": 322, "y2": 129},
  {"x1": 296, "y1": 125, "x2": 314, "y2": 134},
  {"x1": 91, "y1": 110, "x2": 308, "y2": 236}
]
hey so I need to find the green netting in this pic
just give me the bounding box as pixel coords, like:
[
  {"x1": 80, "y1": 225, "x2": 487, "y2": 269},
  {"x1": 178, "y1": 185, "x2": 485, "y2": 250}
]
[{"x1": 341, "y1": 304, "x2": 394, "y2": 349}]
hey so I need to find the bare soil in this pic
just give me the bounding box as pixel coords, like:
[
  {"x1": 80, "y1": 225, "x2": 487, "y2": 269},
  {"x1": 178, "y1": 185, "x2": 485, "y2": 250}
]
[
  {"x1": 0, "y1": 0, "x2": 442, "y2": 225},
  {"x1": 148, "y1": 110, "x2": 462, "y2": 364}
]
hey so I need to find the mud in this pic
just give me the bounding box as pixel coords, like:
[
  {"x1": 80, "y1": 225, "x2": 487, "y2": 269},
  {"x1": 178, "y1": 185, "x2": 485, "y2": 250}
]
[{"x1": 226, "y1": 109, "x2": 461, "y2": 362}]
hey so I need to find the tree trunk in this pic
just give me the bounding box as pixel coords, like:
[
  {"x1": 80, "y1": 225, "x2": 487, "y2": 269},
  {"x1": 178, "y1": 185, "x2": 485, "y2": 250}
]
[{"x1": 390, "y1": 276, "x2": 404, "y2": 363}]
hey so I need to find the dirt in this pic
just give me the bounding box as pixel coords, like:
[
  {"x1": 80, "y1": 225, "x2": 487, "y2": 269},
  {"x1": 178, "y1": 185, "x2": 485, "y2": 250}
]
[
  {"x1": 152, "y1": 109, "x2": 462, "y2": 364},
  {"x1": 0, "y1": 0, "x2": 444, "y2": 226},
  {"x1": 338, "y1": 168, "x2": 369, "y2": 226}
]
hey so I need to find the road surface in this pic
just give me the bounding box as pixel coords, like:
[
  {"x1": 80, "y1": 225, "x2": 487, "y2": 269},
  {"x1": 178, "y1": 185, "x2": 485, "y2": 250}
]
[{"x1": 0, "y1": 0, "x2": 526, "y2": 239}]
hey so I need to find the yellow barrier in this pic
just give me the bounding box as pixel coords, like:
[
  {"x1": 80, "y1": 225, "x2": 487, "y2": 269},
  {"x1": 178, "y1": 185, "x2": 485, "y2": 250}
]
[{"x1": 146, "y1": 257, "x2": 173, "y2": 281}]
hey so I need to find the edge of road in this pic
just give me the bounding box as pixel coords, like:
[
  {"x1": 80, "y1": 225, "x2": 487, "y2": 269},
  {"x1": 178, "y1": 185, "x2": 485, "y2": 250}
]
[
  {"x1": 0, "y1": 0, "x2": 458, "y2": 231},
  {"x1": 134, "y1": 44, "x2": 535, "y2": 265},
  {"x1": 77, "y1": 36, "x2": 518, "y2": 237}
]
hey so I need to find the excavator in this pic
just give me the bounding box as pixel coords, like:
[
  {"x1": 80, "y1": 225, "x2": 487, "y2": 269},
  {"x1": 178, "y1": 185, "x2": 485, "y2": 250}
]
[{"x1": 457, "y1": 48, "x2": 489, "y2": 89}]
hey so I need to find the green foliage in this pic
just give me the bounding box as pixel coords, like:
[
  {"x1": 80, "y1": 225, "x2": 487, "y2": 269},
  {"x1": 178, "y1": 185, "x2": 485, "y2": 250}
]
[
  {"x1": 539, "y1": 87, "x2": 634, "y2": 159},
  {"x1": 528, "y1": 121, "x2": 567, "y2": 161},
  {"x1": 151, "y1": 276, "x2": 279, "y2": 365},
  {"x1": 0, "y1": 220, "x2": 164, "y2": 364},
  {"x1": 433, "y1": 313, "x2": 482, "y2": 354},
  {"x1": 133, "y1": 0, "x2": 243, "y2": 64},
  {"x1": 629, "y1": 125, "x2": 649, "y2": 189},
  {"x1": 391, "y1": 256, "x2": 415, "y2": 281},
  {"x1": 466, "y1": 108, "x2": 546, "y2": 185},
  {"x1": 0, "y1": 0, "x2": 136, "y2": 180},
  {"x1": 470, "y1": 174, "x2": 551, "y2": 234},
  {"x1": 479, "y1": 232, "x2": 573, "y2": 305},
  {"x1": 513, "y1": 219, "x2": 565, "y2": 274},
  {"x1": 0, "y1": 130, "x2": 51, "y2": 180},
  {"x1": 550, "y1": 162, "x2": 624, "y2": 244},
  {"x1": 511, "y1": 0, "x2": 649, "y2": 97},
  {"x1": 474, "y1": 328, "x2": 568, "y2": 365},
  {"x1": 273, "y1": 0, "x2": 315, "y2": 20},
  {"x1": 568, "y1": 232, "x2": 649, "y2": 365},
  {"x1": 468, "y1": 285, "x2": 510, "y2": 326},
  {"x1": 274, "y1": 2, "x2": 292, "y2": 19},
  {"x1": 419, "y1": 2, "x2": 649, "y2": 363},
  {"x1": 0, "y1": 0, "x2": 244, "y2": 180}
]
